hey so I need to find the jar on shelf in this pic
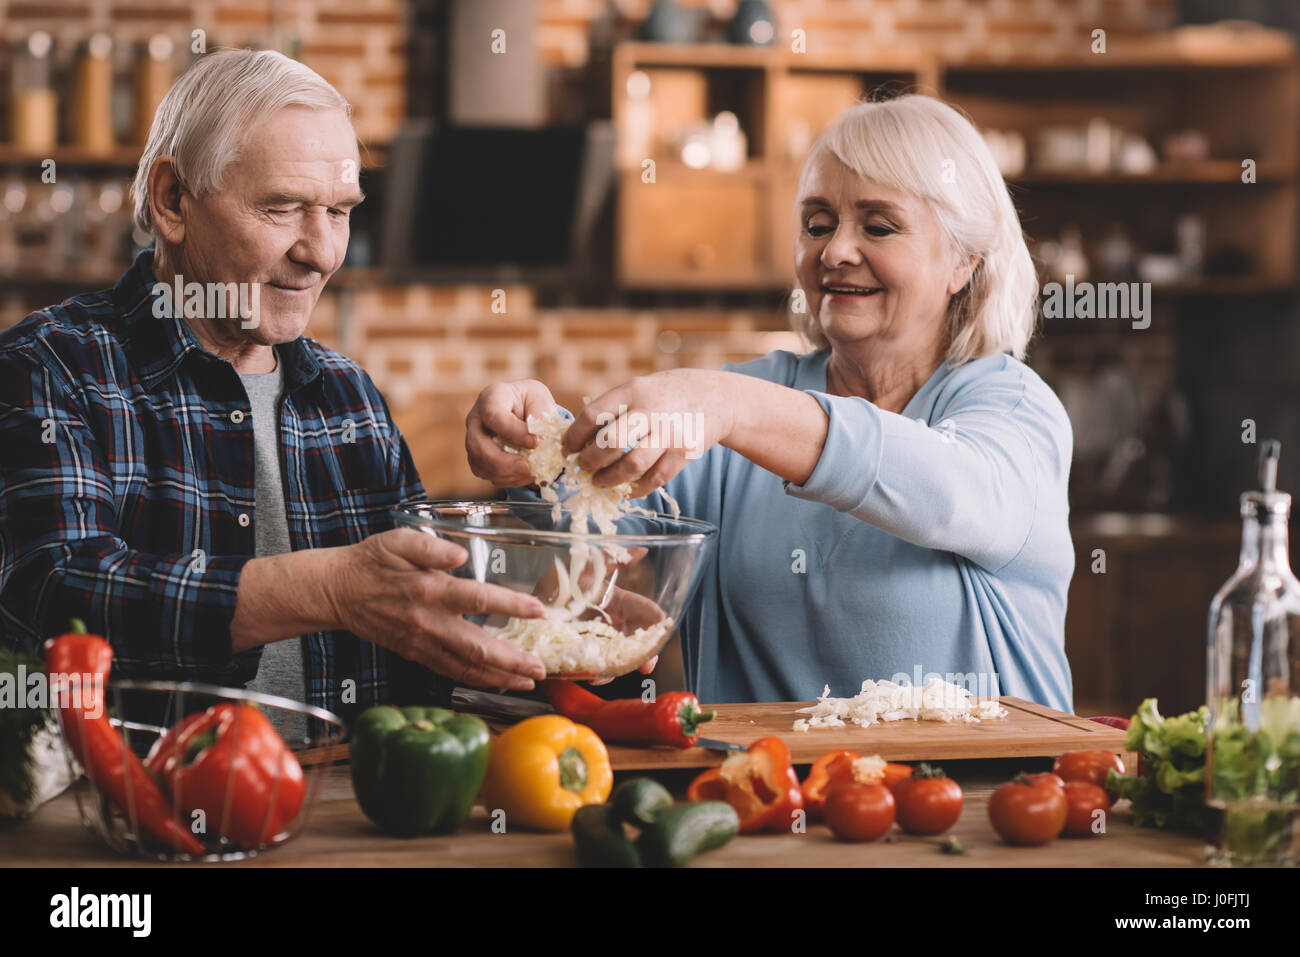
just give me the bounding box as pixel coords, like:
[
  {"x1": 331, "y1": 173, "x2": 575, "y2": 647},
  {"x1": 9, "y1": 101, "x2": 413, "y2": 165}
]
[
  {"x1": 73, "y1": 33, "x2": 115, "y2": 154},
  {"x1": 1206, "y1": 439, "x2": 1300, "y2": 866},
  {"x1": 10, "y1": 32, "x2": 58, "y2": 154},
  {"x1": 134, "y1": 34, "x2": 175, "y2": 146}
]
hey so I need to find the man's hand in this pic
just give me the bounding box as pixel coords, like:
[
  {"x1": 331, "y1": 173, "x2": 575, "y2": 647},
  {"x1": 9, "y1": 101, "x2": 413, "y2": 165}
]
[
  {"x1": 232, "y1": 528, "x2": 548, "y2": 690},
  {"x1": 330, "y1": 529, "x2": 548, "y2": 689},
  {"x1": 465, "y1": 379, "x2": 558, "y2": 487}
]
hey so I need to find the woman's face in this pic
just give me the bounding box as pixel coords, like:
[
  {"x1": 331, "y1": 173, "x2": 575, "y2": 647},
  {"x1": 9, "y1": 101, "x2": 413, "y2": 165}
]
[{"x1": 794, "y1": 150, "x2": 971, "y2": 355}]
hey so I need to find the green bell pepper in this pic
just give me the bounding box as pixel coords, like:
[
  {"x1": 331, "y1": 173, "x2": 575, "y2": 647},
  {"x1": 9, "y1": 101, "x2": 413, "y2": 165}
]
[{"x1": 351, "y1": 706, "x2": 490, "y2": 837}]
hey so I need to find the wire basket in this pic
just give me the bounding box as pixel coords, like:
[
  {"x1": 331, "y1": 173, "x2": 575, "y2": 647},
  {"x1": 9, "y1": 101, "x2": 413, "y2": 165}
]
[{"x1": 54, "y1": 679, "x2": 346, "y2": 862}]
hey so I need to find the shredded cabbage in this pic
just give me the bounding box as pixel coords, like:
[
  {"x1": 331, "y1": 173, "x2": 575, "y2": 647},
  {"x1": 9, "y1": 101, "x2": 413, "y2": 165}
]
[
  {"x1": 488, "y1": 409, "x2": 683, "y2": 674},
  {"x1": 506, "y1": 409, "x2": 681, "y2": 538}
]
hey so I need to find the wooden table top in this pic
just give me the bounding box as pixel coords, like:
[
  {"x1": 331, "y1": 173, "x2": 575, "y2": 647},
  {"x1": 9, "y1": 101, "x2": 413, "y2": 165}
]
[{"x1": 1, "y1": 760, "x2": 1210, "y2": 868}]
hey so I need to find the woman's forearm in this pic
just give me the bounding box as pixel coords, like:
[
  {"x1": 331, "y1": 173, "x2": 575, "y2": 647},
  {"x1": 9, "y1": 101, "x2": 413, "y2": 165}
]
[{"x1": 721, "y1": 373, "x2": 830, "y2": 486}]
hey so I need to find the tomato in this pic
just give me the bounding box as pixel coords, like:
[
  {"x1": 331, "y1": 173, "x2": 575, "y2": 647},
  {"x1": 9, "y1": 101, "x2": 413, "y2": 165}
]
[
  {"x1": 1053, "y1": 750, "x2": 1125, "y2": 789},
  {"x1": 892, "y1": 766, "x2": 963, "y2": 836},
  {"x1": 1062, "y1": 781, "x2": 1111, "y2": 838},
  {"x1": 987, "y1": 774, "x2": 1068, "y2": 846},
  {"x1": 1024, "y1": 771, "x2": 1065, "y2": 790},
  {"x1": 824, "y1": 782, "x2": 895, "y2": 842}
]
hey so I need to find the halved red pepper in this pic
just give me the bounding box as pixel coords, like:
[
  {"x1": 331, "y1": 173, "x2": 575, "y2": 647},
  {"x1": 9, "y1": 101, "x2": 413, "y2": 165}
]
[
  {"x1": 686, "y1": 736, "x2": 803, "y2": 833},
  {"x1": 543, "y1": 680, "x2": 715, "y2": 749},
  {"x1": 146, "y1": 703, "x2": 305, "y2": 848},
  {"x1": 44, "y1": 620, "x2": 205, "y2": 856},
  {"x1": 801, "y1": 750, "x2": 914, "y2": 819}
]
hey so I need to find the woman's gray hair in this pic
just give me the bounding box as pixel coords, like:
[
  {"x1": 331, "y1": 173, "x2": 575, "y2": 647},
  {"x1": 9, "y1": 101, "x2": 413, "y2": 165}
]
[
  {"x1": 130, "y1": 48, "x2": 352, "y2": 236},
  {"x1": 793, "y1": 94, "x2": 1039, "y2": 364}
]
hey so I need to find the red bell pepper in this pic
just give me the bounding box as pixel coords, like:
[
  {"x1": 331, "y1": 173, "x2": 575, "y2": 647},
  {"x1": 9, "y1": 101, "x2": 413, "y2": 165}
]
[
  {"x1": 44, "y1": 620, "x2": 205, "y2": 856},
  {"x1": 686, "y1": 736, "x2": 803, "y2": 833},
  {"x1": 146, "y1": 703, "x2": 305, "y2": 848},
  {"x1": 543, "y1": 680, "x2": 715, "y2": 749},
  {"x1": 800, "y1": 749, "x2": 914, "y2": 819}
]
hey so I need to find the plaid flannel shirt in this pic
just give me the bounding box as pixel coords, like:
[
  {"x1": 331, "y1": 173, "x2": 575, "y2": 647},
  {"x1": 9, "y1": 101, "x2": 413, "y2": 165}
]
[{"x1": 0, "y1": 249, "x2": 450, "y2": 726}]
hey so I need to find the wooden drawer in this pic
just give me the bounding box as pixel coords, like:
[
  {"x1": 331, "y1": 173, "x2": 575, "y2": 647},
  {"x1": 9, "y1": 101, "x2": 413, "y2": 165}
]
[{"x1": 617, "y1": 170, "x2": 766, "y2": 287}]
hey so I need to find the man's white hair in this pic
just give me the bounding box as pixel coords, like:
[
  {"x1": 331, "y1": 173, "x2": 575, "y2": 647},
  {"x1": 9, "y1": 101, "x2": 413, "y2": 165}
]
[
  {"x1": 794, "y1": 94, "x2": 1039, "y2": 364},
  {"x1": 130, "y1": 48, "x2": 353, "y2": 236}
]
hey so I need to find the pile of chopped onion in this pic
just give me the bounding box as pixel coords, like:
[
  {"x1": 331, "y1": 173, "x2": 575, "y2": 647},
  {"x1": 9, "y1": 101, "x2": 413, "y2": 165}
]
[{"x1": 792, "y1": 678, "x2": 1008, "y2": 731}]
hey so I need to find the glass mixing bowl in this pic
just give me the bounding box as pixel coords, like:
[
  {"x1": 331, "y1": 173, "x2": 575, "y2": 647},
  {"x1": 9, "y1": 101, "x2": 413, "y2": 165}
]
[{"x1": 391, "y1": 499, "x2": 717, "y2": 681}]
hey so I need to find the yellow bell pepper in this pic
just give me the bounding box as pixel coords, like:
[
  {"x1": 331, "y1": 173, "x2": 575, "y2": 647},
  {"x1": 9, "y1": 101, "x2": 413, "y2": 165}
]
[{"x1": 481, "y1": 714, "x2": 613, "y2": 831}]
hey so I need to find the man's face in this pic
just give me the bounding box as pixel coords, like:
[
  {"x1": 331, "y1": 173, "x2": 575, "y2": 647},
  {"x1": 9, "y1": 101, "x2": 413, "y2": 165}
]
[{"x1": 173, "y1": 105, "x2": 362, "y2": 344}]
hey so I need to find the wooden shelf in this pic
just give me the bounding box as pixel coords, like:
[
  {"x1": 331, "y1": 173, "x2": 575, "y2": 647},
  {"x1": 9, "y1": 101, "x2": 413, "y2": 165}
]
[
  {"x1": 1152, "y1": 276, "x2": 1296, "y2": 295},
  {"x1": 616, "y1": 35, "x2": 1297, "y2": 75},
  {"x1": 0, "y1": 142, "x2": 390, "y2": 171},
  {"x1": 0, "y1": 145, "x2": 142, "y2": 168},
  {"x1": 1009, "y1": 161, "x2": 1295, "y2": 185},
  {"x1": 618, "y1": 157, "x2": 769, "y2": 178},
  {"x1": 612, "y1": 37, "x2": 1300, "y2": 294},
  {"x1": 0, "y1": 267, "x2": 392, "y2": 291},
  {"x1": 944, "y1": 33, "x2": 1298, "y2": 72},
  {"x1": 615, "y1": 42, "x2": 783, "y2": 70},
  {"x1": 0, "y1": 269, "x2": 121, "y2": 289}
]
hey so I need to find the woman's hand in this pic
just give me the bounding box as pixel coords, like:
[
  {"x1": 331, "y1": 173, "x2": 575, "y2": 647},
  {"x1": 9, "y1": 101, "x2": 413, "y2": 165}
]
[
  {"x1": 561, "y1": 370, "x2": 738, "y2": 497},
  {"x1": 465, "y1": 379, "x2": 558, "y2": 487}
]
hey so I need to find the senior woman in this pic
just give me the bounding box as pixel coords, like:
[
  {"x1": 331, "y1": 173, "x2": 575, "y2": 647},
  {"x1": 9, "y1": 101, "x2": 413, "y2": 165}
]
[{"x1": 466, "y1": 95, "x2": 1074, "y2": 712}]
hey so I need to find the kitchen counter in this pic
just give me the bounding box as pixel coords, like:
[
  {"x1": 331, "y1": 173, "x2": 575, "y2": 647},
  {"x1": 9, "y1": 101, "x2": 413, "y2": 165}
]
[{"x1": 1, "y1": 760, "x2": 1210, "y2": 868}]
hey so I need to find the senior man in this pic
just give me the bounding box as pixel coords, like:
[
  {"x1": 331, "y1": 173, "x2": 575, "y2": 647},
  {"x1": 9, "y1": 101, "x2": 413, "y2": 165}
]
[{"x1": 0, "y1": 49, "x2": 547, "y2": 733}]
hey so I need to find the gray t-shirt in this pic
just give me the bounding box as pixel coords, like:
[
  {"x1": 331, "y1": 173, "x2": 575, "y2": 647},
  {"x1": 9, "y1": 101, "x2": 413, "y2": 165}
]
[{"x1": 237, "y1": 353, "x2": 308, "y2": 742}]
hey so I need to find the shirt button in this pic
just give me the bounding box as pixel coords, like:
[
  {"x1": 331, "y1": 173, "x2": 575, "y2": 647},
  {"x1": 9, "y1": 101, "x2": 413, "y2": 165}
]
[
  {"x1": 230, "y1": 409, "x2": 245, "y2": 424},
  {"x1": 237, "y1": 513, "x2": 251, "y2": 527}
]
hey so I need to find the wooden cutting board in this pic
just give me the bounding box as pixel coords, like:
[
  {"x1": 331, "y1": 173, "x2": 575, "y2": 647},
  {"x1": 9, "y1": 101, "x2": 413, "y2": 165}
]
[
  {"x1": 600, "y1": 697, "x2": 1131, "y2": 771},
  {"x1": 299, "y1": 697, "x2": 1131, "y2": 773}
]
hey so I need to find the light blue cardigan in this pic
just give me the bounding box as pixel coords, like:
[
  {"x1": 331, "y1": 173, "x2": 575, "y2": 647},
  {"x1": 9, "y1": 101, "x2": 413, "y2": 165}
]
[{"x1": 525, "y1": 348, "x2": 1076, "y2": 711}]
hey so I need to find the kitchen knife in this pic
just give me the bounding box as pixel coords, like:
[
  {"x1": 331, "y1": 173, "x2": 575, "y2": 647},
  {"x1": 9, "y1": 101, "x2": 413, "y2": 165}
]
[{"x1": 450, "y1": 687, "x2": 553, "y2": 721}]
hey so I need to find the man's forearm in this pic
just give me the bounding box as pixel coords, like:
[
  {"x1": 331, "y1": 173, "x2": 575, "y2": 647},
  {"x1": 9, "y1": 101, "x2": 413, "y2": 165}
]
[{"x1": 230, "y1": 548, "x2": 344, "y2": 652}]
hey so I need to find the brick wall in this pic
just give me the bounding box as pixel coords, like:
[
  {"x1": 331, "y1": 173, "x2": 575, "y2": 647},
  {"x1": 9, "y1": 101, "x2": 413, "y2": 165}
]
[{"x1": 311, "y1": 286, "x2": 804, "y2": 495}]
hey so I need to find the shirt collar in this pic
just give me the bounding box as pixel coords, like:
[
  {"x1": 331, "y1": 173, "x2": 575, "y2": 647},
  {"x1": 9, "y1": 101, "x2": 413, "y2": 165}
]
[{"x1": 113, "y1": 248, "x2": 322, "y2": 395}]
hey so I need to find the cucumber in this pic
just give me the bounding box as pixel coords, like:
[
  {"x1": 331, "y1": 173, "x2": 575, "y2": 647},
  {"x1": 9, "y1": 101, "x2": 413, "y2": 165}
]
[
  {"x1": 571, "y1": 804, "x2": 641, "y2": 868},
  {"x1": 610, "y1": 777, "x2": 674, "y2": 827},
  {"x1": 637, "y1": 801, "x2": 739, "y2": 868}
]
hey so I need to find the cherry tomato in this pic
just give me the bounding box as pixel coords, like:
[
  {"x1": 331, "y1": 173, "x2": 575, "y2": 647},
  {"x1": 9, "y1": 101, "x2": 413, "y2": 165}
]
[
  {"x1": 824, "y1": 782, "x2": 895, "y2": 842},
  {"x1": 1024, "y1": 771, "x2": 1065, "y2": 790},
  {"x1": 1053, "y1": 750, "x2": 1125, "y2": 789},
  {"x1": 1062, "y1": 781, "x2": 1111, "y2": 838},
  {"x1": 987, "y1": 774, "x2": 1068, "y2": 846},
  {"x1": 891, "y1": 765, "x2": 963, "y2": 836}
]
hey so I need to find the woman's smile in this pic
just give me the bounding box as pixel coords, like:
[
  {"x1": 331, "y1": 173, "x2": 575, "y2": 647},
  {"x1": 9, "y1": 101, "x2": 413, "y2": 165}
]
[{"x1": 821, "y1": 281, "x2": 885, "y2": 301}]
